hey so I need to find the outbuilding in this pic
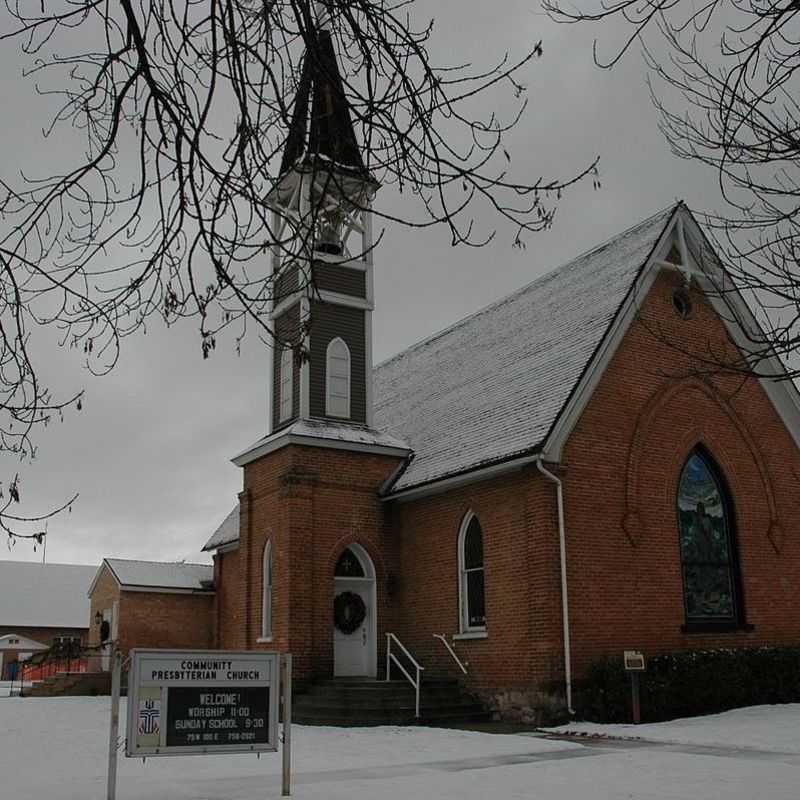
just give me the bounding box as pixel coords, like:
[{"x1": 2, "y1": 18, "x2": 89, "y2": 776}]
[{"x1": 87, "y1": 559, "x2": 214, "y2": 670}]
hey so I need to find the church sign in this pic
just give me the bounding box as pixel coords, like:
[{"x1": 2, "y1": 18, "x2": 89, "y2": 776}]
[{"x1": 126, "y1": 650, "x2": 279, "y2": 757}]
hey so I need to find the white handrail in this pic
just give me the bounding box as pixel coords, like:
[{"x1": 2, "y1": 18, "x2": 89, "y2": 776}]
[
  {"x1": 433, "y1": 634, "x2": 468, "y2": 675},
  {"x1": 385, "y1": 633, "x2": 424, "y2": 718}
]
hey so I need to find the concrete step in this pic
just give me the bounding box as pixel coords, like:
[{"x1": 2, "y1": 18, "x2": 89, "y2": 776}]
[
  {"x1": 26, "y1": 672, "x2": 111, "y2": 698},
  {"x1": 293, "y1": 677, "x2": 489, "y2": 727}
]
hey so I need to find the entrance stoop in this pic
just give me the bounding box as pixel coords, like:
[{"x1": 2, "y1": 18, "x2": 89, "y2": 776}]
[
  {"x1": 293, "y1": 678, "x2": 490, "y2": 726},
  {"x1": 25, "y1": 671, "x2": 112, "y2": 697}
]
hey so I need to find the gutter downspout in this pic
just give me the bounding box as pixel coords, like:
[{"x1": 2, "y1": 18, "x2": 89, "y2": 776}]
[{"x1": 536, "y1": 458, "x2": 574, "y2": 716}]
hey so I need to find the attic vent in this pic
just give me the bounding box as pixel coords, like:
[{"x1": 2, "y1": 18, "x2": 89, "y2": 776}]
[
  {"x1": 666, "y1": 244, "x2": 683, "y2": 265},
  {"x1": 672, "y1": 287, "x2": 692, "y2": 319}
]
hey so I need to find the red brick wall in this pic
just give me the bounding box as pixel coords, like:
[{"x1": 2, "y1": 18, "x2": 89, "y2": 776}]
[
  {"x1": 119, "y1": 590, "x2": 214, "y2": 654},
  {"x1": 88, "y1": 566, "x2": 119, "y2": 652},
  {"x1": 219, "y1": 445, "x2": 403, "y2": 684},
  {"x1": 0, "y1": 626, "x2": 88, "y2": 647},
  {"x1": 215, "y1": 548, "x2": 242, "y2": 650},
  {"x1": 561, "y1": 268, "x2": 800, "y2": 678},
  {"x1": 390, "y1": 470, "x2": 562, "y2": 696},
  {"x1": 89, "y1": 564, "x2": 214, "y2": 658}
]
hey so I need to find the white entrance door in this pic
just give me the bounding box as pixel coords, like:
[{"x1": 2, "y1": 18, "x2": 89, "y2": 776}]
[{"x1": 333, "y1": 545, "x2": 376, "y2": 678}]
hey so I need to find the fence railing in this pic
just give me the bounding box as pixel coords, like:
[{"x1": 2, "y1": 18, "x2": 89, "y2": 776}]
[
  {"x1": 432, "y1": 634, "x2": 468, "y2": 675},
  {"x1": 385, "y1": 633, "x2": 424, "y2": 718}
]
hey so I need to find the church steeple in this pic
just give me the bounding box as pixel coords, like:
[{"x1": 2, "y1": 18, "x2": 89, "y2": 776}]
[{"x1": 267, "y1": 15, "x2": 378, "y2": 434}]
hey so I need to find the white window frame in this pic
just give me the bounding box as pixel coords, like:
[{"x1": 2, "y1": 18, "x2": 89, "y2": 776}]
[
  {"x1": 261, "y1": 541, "x2": 273, "y2": 640},
  {"x1": 279, "y1": 348, "x2": 293, "y2": 422},
  {"x1": 457, "y1": 510, "x2": 486, "y2": 634},
  {"x1": 325, "y1": 337, "x2": 351, "y2": 418}
]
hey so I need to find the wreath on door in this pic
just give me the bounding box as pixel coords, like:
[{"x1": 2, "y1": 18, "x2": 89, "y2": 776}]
[{"x1": 334, "y1": 591, "x2": 367, "y2": 635}]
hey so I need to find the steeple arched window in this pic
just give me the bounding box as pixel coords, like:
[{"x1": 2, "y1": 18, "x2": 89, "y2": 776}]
[{"x1": 326, "y1": 337, "x2": 351, "y2": 418}]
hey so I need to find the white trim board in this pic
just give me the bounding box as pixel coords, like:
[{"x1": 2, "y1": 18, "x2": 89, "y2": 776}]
[{"x1": 542, "y1": 204, "x2": 800, "y2": 461}]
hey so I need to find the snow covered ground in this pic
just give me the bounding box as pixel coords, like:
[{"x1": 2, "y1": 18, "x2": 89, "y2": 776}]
[
  {"x1": 1, "y1": 697, "x2": 800, "y2": 799},
  {"x1": 552, "y1": 703, "x2": 800, "y2": 754}
]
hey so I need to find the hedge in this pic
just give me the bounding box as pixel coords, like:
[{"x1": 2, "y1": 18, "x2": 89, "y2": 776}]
[{"x1": 577, "y1": 645, "x2": 800, "y2": 723}]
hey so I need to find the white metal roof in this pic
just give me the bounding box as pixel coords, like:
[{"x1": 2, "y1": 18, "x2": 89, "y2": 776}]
[
  {"x1": 202, "y1": 506, "x2": 240, "y2": 552},
  {"x1": 0, "y1": 561, "x2": 97, "y2": 629},
  {"x1": 101, "y1": 559, "x2": 213, "y2": 592},
  {"x1": 373, "y1": 205, "x2": 676, "y2": 493}
]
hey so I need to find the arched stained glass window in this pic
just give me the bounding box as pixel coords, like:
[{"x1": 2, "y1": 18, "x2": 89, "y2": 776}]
[
  {"x1": 677, "y1": 448, "x2": 742, "y2": 624},
  {"x1": 458, "y1": 513, "x2": 486, "y2": 632},
  {"x1": 335, "y1": 548, "x2": 365, "y2": 578}
]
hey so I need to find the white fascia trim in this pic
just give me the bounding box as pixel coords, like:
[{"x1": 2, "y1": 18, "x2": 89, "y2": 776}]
[
  {"x1": 365, "y1": 309, "x2": 374, "y2": 427},
  {"x1": 215, "y1": 541, "x2": 240, "y2": 554},
  {"x1": 541, "y1": 209, "x2": 680, "y2": 462},
  {"x1": 119, "y1": 585, "x2": 215, "y2": 595},
  {"x1": 680, "y1": 214, "x2": 800, "y2": 449},
  {"x1": 271, "y1": 289, "x2": 373, "y2": 320},
  {"x1": 232, "y1": 430, "x2": 411, "y2": 467},
  {"x1": 314, "y1": 252, "x2": 368, "y2": 272},
  {"x1": 270, "y1": 293, "x2": 303, "y2": 321},
  {"x1": 384, "y1": 452, "x2": 542, "y2": 503},
  {"x1": 300, "y1": 297, "x2": 311, "y2": 419},
  {"x1": 87, "y1": 559, "x2": 118, "y2": 597},
  {"x1": 543, "y1": 206, "x2": 800, "y2": 460},
  {"x1": 316, "y1": 289, "x2": 374, "y2": 311}
]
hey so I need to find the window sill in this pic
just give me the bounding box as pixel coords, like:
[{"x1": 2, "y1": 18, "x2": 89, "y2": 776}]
[
  {"x1": 256, "y1": 636, "x2": 273, "y2": 643},
  {"x1": 453, "y1": 631, "x2": 488, "y2": 641},
  {"x1": 681, "y1": 622, "x2": 754, "y2": 635}
]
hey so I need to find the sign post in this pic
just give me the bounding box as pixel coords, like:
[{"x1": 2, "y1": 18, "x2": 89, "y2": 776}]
[
  {"x1": 126, "y1": 649, "x2": 280, "y2": 757},
  {"x1": 106, "y1": 648, "x2": 122, "y2": 800},
  {"x1": 623, "y1": 650, "x2": 646, "y2": 724},
  {"x1": 282, "y1": 653, "x2": 292, "y2": 797}
]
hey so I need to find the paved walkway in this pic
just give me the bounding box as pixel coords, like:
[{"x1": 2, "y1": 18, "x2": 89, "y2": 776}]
[{"x1": 538, "y1": 732, "x2": 800, "y2": 766}]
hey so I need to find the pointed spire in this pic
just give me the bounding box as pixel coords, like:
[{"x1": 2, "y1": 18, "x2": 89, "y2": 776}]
[{"x1": 280, "y1": 29, "x2": 370, "y2": 179}]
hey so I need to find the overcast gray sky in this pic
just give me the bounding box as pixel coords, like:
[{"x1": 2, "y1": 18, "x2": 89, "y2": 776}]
[{"x1": 0, "y1": 2, "x2": 723, "y2": 567}]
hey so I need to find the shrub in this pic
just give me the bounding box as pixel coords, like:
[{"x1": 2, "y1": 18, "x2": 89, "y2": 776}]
[{"x1": 577, "y1": 645, "x2": 800, "y2": 723}]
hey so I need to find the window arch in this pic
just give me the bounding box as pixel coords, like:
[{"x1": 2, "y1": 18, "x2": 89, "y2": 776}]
[
  {"x1": 262, "y1": 541, "x2": 273, "y2": 639},
  {"x1": 326, "y1": 337, "x2": 351, "y2": 418},
  {"x1": 279, "y1": 348, "x2": 293, "y2": 422},
  {"x1": 677, "y1": 447, "x2": 744, "y2": 626},
  {"x1": 458, "y1": 512, "x2": 486, "y2": 633}
]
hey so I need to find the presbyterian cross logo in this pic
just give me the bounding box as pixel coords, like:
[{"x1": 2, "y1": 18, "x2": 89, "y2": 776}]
[{"x1": 138, "y1": 698, "x2": 161, "y2": 736}]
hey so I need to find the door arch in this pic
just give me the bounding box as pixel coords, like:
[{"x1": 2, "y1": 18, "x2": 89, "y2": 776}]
[{"x1": 333, "y1": 543, "x2": 377, "y2": 677}]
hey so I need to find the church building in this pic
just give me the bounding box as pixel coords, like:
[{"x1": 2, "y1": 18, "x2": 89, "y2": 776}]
[{"x1": 195, "y1": 16, "x2": 800, "y2": 720}]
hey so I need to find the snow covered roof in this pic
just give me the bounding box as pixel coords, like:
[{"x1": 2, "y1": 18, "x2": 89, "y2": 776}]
[
  {"x1": 203, "y1": 506, "x2": 240, "y2": 552},
  {"x1": 374, "y1": 205, "x2": 677, "y2": 494},
  {"x1": 232, "y1": 418, "x2": 410, "y2": 468},
  {"x1": 98, "y1": 559, "x2": 214, "y2": 593},
  {"x1": 0, "y1": 561, "x2": 96, "y2": 629}
]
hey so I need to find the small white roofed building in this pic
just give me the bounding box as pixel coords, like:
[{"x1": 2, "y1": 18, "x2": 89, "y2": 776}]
[
  {"x1": 87, "y1": 558, "x2": 214, "y2": 668},
  {"x1": 0, "y1": 560, "x2": 97, "y2": 679}
]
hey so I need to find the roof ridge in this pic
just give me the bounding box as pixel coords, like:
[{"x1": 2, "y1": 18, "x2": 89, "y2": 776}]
[
  {"x1": 107, "y1": 557, "x2": 211, "y2": 568},
  {"x1": 374, "y1": 201, "x2": 681, "y2": 375}
]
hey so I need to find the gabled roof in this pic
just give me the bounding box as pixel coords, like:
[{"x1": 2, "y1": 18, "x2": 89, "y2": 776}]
[
  {"x1": 0, "y1": 633, "x2": 49, "y2": 651},
  {"x1": 213, "y1": 202, "x2": 800, "y2": 544},
  {"x1": 374, "y1": 205, "x2": 678, "y2": 494},
  {"x1": 0, "y1": 561, "x2": 96, "y2": 629},
  {"x1": 279, "y1": 29, "x2": 369, "y2": 179},
  {"x1": 203, "y1": 506, "x2": 240, "y2": 552},
  {"x1": 90, "y1": 558, "x2": 214, "y2": 594}
]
